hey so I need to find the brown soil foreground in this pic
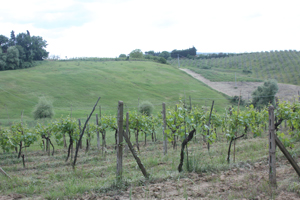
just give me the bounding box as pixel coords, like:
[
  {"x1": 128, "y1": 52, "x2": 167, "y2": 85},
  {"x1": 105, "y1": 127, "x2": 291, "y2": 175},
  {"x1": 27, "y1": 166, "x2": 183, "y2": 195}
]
[
  {"x1": 118, "y1": 159, "x2": 300, "y2": 200},
  {"x1": 180, "y1": 68, "x2": 300, "y2": 102},
  {"x1": 1, "y1": 158, "x2": 299, "y2": 200}
]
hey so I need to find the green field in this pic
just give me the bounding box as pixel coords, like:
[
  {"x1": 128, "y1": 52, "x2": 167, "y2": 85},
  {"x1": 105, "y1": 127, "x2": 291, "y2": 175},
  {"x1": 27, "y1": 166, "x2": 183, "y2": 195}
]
[{"x1": 0, "y1": 60, "x2": 230, "y2": 126}]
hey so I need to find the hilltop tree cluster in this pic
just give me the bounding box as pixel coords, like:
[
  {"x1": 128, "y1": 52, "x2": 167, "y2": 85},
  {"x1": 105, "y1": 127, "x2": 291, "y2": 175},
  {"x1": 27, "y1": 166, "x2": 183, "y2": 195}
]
[
  {"x1": 196, "y1": 52, "x2": 239, "y2": 59},
  {"x1": 0, "y1": 30, "x2": 49, "y2": 71},
  {"x1": 120, "y1": 47, "x2": 199, "y2": 63},
  {"x1": 171, "y1": 47, "x2": 197, "y2": 58}
]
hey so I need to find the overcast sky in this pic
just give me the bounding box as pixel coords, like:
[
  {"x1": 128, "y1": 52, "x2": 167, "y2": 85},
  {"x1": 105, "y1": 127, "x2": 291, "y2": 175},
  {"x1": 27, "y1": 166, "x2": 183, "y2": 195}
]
[{"x1": 1, "y1": 0, "x2": 300, "y2": 58}]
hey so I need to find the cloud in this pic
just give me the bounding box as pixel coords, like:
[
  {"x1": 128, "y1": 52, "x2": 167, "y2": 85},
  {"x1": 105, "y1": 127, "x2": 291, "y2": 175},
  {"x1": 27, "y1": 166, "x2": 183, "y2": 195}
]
[
  {"x1": 2, "y1": 0, "x2": 300, "y2": 58},
  {"x1": 0, "y1": 0, "x2": 92, "y2": 30}
]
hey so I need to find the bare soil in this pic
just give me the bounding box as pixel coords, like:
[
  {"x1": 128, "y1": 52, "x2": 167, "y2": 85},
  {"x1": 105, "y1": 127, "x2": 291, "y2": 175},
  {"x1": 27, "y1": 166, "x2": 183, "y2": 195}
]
[
  {"x1": 62, "y1": 157, "x2": 300, "y2": 200},
  {"x1": 181, "y1": 68, "x2": 300, "y2": 102},
  {"x1": 117, "y1": 159, "x2": 300, "y2": 200}
]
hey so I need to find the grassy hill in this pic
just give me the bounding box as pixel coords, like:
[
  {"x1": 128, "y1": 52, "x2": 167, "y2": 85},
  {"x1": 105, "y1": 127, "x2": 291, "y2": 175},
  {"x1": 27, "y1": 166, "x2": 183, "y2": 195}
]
[
  {"x1": 170, "y1": 50, "x2": 300, "y2": 85},
  {"x1": 0, "y1": 60, "x2": 230, "y2": 125}
]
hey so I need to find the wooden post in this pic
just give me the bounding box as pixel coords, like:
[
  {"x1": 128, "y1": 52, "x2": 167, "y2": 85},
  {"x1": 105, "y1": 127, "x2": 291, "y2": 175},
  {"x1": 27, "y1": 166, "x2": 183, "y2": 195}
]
[
  {"x1": 275, "y1": 134, "x2": 300, "y2": 177},
  {"x1": 5, "y1": 104, "x2": 10, "y2": 124},
  {"x1": 123, "y1": 112, "x2": 149, "y2": 178},
  {"x1": 96, "y1": 114, "x2": 100, "y2": 150},
  {"x1": 63, "y1": 133, "x2": 67, "y2": 148},
  {"x1": 73, "y1": 97, "x2": 101, "y2": 169},
  {"x1": 189, "y1": 96, "x2": 192, "y2": 111},
  {"x1": 234, "y1": 92, "x2": 241, "y2": 163},
  {"x1": 117, "y1": 101, "x2": 124, "y2": 181},
  {"x1": 268, "y1": 105, "x2": 276, "y2": 186},
  {"x1": 99, "y1": 106, "x2": 101, "y2": 118},
  {"x1": 47, "y1": 132, "x2": 50, "y2": 156},
  {"x1": 162, "y1": 102, "x2": 167, "y2": 155},
  {"x1": 86, "y1": 115, "x2": 90, "y2": 153},
  {"x1": 207, "y1": 101, "x2": 214, "y2": 151},
  {"x1": 0, "y1": 167, "x2": 11, "y2": 179},
  {"x1": 125, "y1": 113, "x2": 129, "y2": 156},
  {"x1": 78, "y1": 119, "x2": 82, "y2": 149},
  {"x1": 173, "y1": 105, "x2": 177, "y2": 150}
]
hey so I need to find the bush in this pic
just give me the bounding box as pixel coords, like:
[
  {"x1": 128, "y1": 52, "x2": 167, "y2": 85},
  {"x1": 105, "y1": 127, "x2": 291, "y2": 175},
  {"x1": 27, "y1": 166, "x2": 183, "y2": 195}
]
[
  {"x1": 144, "y1": 55, "x2": 151, "y2": 59},
  {"x1": 32, "y1": 97, "x2": 54, "y2": 120},
  {"x1": 229, "y1": 96, "x2": 245, "y2": 105},
  {"x1": 158, "y1": 57, "x2": 167, "y2": 64},
  {"x1": 152, "y1": 56, "x2": 158, "y2": 61},
  {"x1": 252, "y1": 79, "x2": 278, "y2": 109},
  {"x1": 159, "y1": 51, "x2": 170, "y2": 60},
  {"x1": 119, "y1": 54, "x2": 126, "y2": 58},
  {"x1": 129, "y1": 49, "x2": 143, "y2": 58},
  {"x1": 242, "y1": 69, "x2": 252, "y2": 74},
  {"x1": 200, "y1": 66, "x2": 211, "y2": 69},
  {"x1": 138, "y1": 101, "x2": 154, "y2": 116}
]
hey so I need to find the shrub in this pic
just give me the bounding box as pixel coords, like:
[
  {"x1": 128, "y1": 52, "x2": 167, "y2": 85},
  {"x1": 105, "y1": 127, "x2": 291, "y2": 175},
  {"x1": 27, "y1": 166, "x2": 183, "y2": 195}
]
[
  {"x1": 252, "y1": 79, "x2": 278, "y2": 109},
  {"x1": 242, "y1": 69, "x2": 252, "y2": 74},
  {"x1": 129, "y1": 49, "x2": 143, "y2": 58},
  {"x1": 158, "y1": 57, "x2": 167, "y2": 64},
  {"x1": 200, "y1": 65, "x2": 211, "y2": 69},
  {"x1": 144, "y1": 55, "x2": 151, "y2": 59},
  {"x1": 152, "y1": 56, "x2": 158, "y2": 61},
  {"x1": 159, "y1": 51, "x2": 170, "y2": 60},
  {"x1": 229, "y1": 95, "x2": 245, "y2": 105},
  {"x1": 119, "y1": 54, "x2": 126, "y2": 58},
  {"x1": 138, "y1": 101, "x2": 154, "y2": 116},
  {"x1": 32, "y1": 97, "x2": 55, "y2": 120}
]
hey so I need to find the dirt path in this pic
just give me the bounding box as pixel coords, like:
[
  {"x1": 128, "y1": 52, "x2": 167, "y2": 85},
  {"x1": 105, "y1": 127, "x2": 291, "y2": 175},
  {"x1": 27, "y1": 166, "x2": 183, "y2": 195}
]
[{"x1": 181, "y1": 68, "x2": 300, "y2": 102}]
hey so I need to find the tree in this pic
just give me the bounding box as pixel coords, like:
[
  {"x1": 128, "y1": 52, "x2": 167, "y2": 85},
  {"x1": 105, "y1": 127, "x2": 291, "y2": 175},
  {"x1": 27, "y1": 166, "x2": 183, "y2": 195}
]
[
  {"x1": 252, "y1": 79, "x2": 278, "y2": 109},
  {"x1": 130, "y1": 49, "x2": 143, "y2": 58},
  {"x1": 145, "y1": 51, "x2": 155, "y2": 56},
  {"x1": 16, "y1": 32, "x2": 32, "y2": 62},
  {"x1": 6, "y1": 46, "x2": 19, "y2": 70},
  {"x1": 159, "y1": 51, "x2": 170, "y2": 59},
  {"x1": 9, "y1": 30, "x2": 16, "y2": 46},
  {"x1": 31, "y1": 36, "x2": 49, "y2": 60},
  {"x1": 171, "y1": 46, "x2": 197, "y2": 58},
  {"x1": 32, "y1": 97, "x2": 55, "y2": 120},
  {"x1": 0, "y1": 35, "x2": 9, "y2": 53},
  {"x1": 15, "y1": 45, "x2": 27, "y2": 68},
  {"x1": 119, "y1": 54, "x2": 126, "y2": 58},
  {"x1": 0, "y1": 47, "x2": 6, "y2": 70}
]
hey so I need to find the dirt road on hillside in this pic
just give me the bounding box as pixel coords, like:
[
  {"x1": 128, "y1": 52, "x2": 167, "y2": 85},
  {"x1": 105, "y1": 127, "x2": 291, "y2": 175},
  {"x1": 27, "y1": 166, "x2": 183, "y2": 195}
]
[{"x1": 181, "y1": 68, "x2": 300, "y2": 102}]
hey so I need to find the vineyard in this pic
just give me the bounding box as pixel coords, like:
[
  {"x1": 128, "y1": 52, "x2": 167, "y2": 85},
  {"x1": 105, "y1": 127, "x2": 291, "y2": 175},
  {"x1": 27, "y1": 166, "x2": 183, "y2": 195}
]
[
  {"x1": 169, "y1": 50, "x2": 300, "y2": 85},
  {"x1": 1, "y1": 97, "x2": 300, "y2": 199}
]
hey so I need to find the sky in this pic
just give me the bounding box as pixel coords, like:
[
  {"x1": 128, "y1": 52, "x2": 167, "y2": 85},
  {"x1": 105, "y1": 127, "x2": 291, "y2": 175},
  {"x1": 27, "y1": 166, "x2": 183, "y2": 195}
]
[{"x1": 1, "y1": 0, "x2": 300, "y2": 58}]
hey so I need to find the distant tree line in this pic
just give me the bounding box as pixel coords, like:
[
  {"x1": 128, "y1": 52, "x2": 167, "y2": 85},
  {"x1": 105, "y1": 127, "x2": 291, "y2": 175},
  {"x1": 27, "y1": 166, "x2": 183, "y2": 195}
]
[
  {"x1": 171, "y1": 47, "x2": 197, "y2": 58},
  {"x1": 196, "y1": 52, "x2": 243, "y2": 59},
  {"x1": 145, "y1": 51, "x2": 161, "y2": 56},
  {"x1": 0, "y1": 30, "x2": 49, "y2": 71},
  {"x1": 118, "y1": 49, "x2": 169, "y2": 64}
]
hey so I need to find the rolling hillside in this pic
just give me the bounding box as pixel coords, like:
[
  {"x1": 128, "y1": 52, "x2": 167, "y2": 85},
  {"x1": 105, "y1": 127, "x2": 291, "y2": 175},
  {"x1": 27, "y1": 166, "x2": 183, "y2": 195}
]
[
  {"x1": 170, "y1": 50, "x2": 300, "y2": 85},
  {"x1": 0, "y1": 60, "x2": 230, "y2": 125}
]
